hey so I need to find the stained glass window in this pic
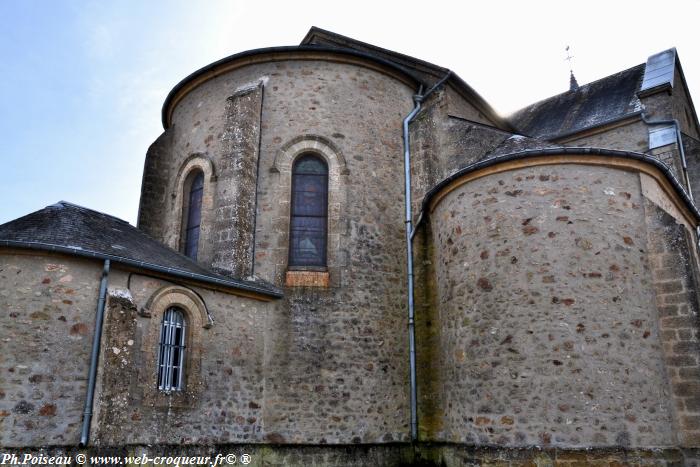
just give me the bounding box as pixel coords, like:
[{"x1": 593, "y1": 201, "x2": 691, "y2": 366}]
[
  {"x1": 289, "y1": 155, "x2": 328, "y2": 267},
  {"x1": 184, "y1": 171, "x2": 204, "y2": 260}
]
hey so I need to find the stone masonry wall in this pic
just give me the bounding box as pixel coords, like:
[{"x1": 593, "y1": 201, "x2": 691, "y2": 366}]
[
  {"x1": 684, "y1": 133, "x2": 700, "y2": 200},
  {"x1": 3, "y1": 443, "x2": 699, "y2": 466},
  {"x1": 428, "y1": 164, "x2": 678, "y2": 448},
  {"x1": 211, "y1": 83, "x2": 263, "y2": 277},
  {"x1": 562, "y1": 120, "x2": 649, "y2": 153},
  {"x1": 137, "y1": 131, "x2": 173, "y2": 242},
  {"x1": 250, "y1": 59, "x2": 414, "y2": 443},
  {"x1": 92, "y1": 273, "x2": 269, "y2": 446},
  {"x1": 644, "y1": 199, "x2": 700, "y2": 447},
  {"x1": 0, "y1": 252, "x2": 104, "y2": 447},
  {"x1": 561, "y1": 118, "x2": 689, "y2": 192},
  {"x1": 138, "y1": 57, "x2": 423, "y2": 443},
  {"x1": 409, "y1": 91, "x2": 511, "y2": 219},
  {"x1": 673, "y1": 67, "x2": 700, "y2": 139},
  {"x1": 444, "y1": 85, "x2": 501, "y2": 127}
]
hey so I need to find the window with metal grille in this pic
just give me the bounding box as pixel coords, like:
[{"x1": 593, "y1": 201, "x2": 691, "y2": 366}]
[
  {"x1": 157, "y1": 307, "x2": 186, "y2": 392},
  {"x1": 184, "y1": 171, "x2": 204, "y2": 260},
  {"x1": 289, "y1": 154, "x2": 328, "y2": 267}
]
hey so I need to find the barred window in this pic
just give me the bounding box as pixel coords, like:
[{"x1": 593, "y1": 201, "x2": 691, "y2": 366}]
[
  {"x1": 157, "y1": 307, "x2": 186, "y2": 392},
  {"x1": 289, "y1": 154, "x2": 328, "y2": 267},
  {"x1": 183, "y1": 171, "x2": 204, "y2": 260}
]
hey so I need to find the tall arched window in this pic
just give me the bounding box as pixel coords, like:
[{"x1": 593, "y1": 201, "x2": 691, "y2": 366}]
[
  {"x1": 289, "y1": 154, "x2": 328, "y2": 267},
  {"x1": 157, "y1": 307, "x2": 186, "y2": 392},
  {"x1": 183, "y1": 171, "x2": 204, "y2": 260}
]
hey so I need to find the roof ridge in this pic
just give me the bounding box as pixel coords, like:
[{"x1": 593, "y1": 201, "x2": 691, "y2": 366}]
[
  {"x1": 301, "y1": 26, "x2": 449, "y2": 74},
  {"x1": 51, "y1": 200, "x2": 132, "y2": 225}
]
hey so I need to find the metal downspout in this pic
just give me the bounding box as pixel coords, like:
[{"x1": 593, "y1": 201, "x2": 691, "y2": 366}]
[
  {"x1": 403, "y1": 92, "x2": 422, "y2": 443},
  {"x1": 402, "y1": 71, "x2": 451, "y2": 442},
  {"x1": 80, "y1": 259, "x2": 110, "y2": 446},
  {"x1": 640, "y1": 113, "x2": 700, "y2": 245}
]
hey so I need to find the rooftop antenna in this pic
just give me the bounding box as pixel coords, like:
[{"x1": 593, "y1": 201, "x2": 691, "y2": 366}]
[{"x1": 565, "y1": 45, "x2": 579, "y2": 91}]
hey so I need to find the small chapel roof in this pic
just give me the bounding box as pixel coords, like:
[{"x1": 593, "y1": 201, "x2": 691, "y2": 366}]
[{"x1": 0, "y1": 201, "x2": 282, "y2": 298}]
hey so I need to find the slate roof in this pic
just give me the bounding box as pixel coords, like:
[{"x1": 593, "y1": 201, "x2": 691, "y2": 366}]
[
  {"x1": 508, "y1": 64, "x2": 645, "y2": 141},
  {"x1": 0, "y1": 201, "x2": 281, "y2": 298}
]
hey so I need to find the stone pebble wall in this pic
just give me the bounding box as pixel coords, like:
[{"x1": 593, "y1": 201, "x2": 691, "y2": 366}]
[
  {"x1": 251, "y1": 60, "x2": 415, "y2": 443},
  {"x1": 0, "y1": 253, "x2": 103, "y2": 447},
  {"x1": 673, "y1": 67, "x2": 700, "y2": 139},
  {"x1": 563, "y1": 120, "x2": 649, "y2": 154},
  {"x1": 429, "y1": 164, "x2": 678, "y2": 448},
  {"x1": 1, "y1": 444, "x2": 698, "y2": 466},
  {"x1": 137, "y1": 131, "x2": 172, "y2": 243},
  {"x1": 161, "y1": 58, "x2": 419, "y2": 443},
  {"x1": 684, "y1": 134, "x2": 700, "y2": 203}
]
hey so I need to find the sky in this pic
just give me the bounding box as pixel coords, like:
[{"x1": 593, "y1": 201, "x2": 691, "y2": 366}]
[{"x1": 1, "y1": 0, "x2": 700, "y2": 225}]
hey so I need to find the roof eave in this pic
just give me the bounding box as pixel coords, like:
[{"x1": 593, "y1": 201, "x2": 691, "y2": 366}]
[
  {"x1": 160, "y1": 45, "x2": 424, "y2": 129},
  {"x1": 420, "y1": 147, "x2": 700, "y2": 222}
]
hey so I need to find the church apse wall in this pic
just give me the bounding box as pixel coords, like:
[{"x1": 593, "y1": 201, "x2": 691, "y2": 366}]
[
  {"x1": 252, "y1": 59, "x2": 415, "y2": 444},
  {"x1": 139, "y1": 54, "x2": 424, "y2": 443},
  {"x1": 427, "y1": 162, "x2": 695, "y2": 448}
]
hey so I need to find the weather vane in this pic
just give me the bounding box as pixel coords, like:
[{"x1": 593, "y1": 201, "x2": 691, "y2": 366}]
[{"x1": 565, "y1": 45, "x2": 579, "y2": 91}]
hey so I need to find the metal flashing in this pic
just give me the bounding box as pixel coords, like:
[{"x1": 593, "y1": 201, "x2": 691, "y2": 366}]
[
  {"x1": 649, "y1": 125, "x2": 677, "y2": 149},
  {"x1": 640, "y1": 48, "x2": 676, "y2": 93}
]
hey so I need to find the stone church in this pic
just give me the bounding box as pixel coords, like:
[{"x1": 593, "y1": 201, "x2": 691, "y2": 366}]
[{"x1": 2, "y1": 27, "x2": 700, "y2": 465}]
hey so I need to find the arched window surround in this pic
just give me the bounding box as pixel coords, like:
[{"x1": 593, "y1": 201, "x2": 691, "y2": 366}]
[
  {"x1": 140, "y1": 285, "x2": 209, "y2": 406},
  {"x1": 181, "y1": 170, "x2": 204, "y2": 260},
  {"x1": 169, "y1": 154, "x2": 216, "y2": 264},
  {"x1": 262, "y1": 135, "x2": 349, "y2": 288}
]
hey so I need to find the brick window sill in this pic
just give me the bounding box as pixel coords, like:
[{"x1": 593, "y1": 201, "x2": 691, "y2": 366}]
[{"x1": 285, "y1": 269, "x2": 330, "y2": 287}]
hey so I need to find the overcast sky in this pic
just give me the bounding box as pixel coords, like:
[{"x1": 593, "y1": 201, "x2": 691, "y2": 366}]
[{"x1": 2, "y1": 0, "x2": 699, "y2": 225}]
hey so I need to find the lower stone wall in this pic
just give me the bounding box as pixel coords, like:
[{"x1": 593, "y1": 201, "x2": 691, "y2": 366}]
[
  {"x1": 0, "y1": 253, "x2": 105, "y2": 447},
  {"x1": 92, "y1": 274, "x2": 269, "y2": 446},
  {"x1": 1, "y1": 444, "x2": 698, "y2": 467},
  {"x1": 429, "y1": 165, "x2": 677, "y2": 447}
]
